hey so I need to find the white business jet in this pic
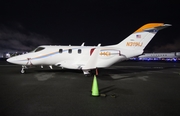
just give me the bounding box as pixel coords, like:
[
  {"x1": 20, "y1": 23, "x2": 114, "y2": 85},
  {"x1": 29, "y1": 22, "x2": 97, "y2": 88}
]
[{"x1": 7, "y1": 23, "x2": 171, "y2": 75}]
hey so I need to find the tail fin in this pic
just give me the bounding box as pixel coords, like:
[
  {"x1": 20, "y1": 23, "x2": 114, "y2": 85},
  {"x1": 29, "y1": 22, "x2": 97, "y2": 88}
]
[{"x1": 116, "y1": 23, "x2": 171, "y2": 50}]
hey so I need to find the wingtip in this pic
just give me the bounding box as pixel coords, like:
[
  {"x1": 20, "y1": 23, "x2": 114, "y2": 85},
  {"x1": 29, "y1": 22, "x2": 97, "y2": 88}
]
[
  {"x1": 164, "y1": 24, "x2": 172, "y2": 26},
  {"x1": 134, "y1": 23, "x2": 171, "y2": 33}
]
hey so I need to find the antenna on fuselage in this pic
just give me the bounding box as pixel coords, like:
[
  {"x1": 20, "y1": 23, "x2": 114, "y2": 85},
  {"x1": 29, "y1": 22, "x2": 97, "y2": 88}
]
[{"x1": 81, "y1": 42, "x2": 85, "y2": 46}]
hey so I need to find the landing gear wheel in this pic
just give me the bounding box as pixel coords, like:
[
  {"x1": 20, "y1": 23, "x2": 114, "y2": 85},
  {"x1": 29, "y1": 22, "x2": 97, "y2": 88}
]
[
  {"x1": 21, "y1": 68, "x2": 25, "y2": 74},
  {"x1": 83, "y1": 70, "x2": 91, "y2": 77}
]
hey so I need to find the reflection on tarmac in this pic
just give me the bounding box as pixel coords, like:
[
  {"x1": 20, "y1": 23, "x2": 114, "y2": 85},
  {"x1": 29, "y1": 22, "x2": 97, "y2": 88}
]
[
  {"x1": 1, "y1": 61, "x2": 180, "y2": 116},
  {"x1": 34, "y1": 73, "x2": 55, "y2": 81}
]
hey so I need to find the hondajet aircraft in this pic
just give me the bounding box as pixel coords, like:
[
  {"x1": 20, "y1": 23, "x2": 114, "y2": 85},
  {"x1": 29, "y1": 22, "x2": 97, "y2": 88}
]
[{"x1": 7, "y1": 23, "x2": 171, "y2": 75}]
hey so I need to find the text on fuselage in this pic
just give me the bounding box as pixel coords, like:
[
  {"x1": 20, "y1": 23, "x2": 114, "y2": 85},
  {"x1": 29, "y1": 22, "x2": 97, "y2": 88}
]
[{"x1": 126, "y1": 42, "x2": 143, "y2": 46}]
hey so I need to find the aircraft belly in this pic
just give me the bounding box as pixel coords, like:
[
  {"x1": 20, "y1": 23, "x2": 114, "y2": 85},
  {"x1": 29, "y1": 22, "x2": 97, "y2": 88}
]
[{"x1": 57, "y1": 60, "x2": 81, "y2": 69}]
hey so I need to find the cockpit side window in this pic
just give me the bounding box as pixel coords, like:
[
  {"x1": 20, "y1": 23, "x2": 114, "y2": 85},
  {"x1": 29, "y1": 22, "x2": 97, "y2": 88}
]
[{"x1": 34, "y1": 47, "x2": 45, "y2": 52}]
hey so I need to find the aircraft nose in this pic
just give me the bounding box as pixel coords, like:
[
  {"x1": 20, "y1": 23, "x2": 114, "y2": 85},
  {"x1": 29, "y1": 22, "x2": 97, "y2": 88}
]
[
  {"x1": 7, "y1": 57, "x2": 13, "y2": 63},
  {"x1": 6, "y1": 56, "x2": 28, "y2": 65},
  {"x1": 6, "y1": 57, "x2": 19, "y2": 64}
]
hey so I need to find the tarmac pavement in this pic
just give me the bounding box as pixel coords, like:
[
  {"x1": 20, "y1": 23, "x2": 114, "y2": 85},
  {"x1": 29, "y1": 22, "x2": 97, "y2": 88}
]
[{"x1": 0, "y1": 59, "x2": 180, "y2": 116}]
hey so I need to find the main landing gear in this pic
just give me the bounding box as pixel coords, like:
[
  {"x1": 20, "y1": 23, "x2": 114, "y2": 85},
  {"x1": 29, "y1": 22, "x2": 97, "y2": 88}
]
[
  {"x1": 83, "y1": 70, "x2": 91, "y2": 77},
  {"x1": 83, "y1": 68, "x2": 99, "y2": 77}
]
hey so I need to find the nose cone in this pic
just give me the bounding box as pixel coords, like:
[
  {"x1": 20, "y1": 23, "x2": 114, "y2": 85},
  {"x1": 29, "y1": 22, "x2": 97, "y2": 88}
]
[
  {"x1": 7, "y1": 56, "x2": 22, "y2": 65},
  {"x1": 7, "y1": 57, "x2": 15, "y2": 64},
  {"x1": 6, "y1": 54, "x2": 31, "y2": 65},
  {"x1": 7, "y1": 54, "x2": 32, "y2": 65}
]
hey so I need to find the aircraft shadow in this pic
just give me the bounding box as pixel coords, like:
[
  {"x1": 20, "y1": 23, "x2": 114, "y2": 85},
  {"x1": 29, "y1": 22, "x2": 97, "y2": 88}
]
[
  {"x1": 32, "y1": 66, "x2": 177, "y2": 80},
  {"x1": 92, "y1": 66, "x2": 176, "y2": 80},
  {"x1": 98, "y1": 85, "x2": 134, "y2": 96}
]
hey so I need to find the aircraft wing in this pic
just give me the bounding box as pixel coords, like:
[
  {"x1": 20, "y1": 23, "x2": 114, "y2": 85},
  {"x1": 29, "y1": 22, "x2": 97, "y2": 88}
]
[
  {"x1": 82, "y1": 44, "x2": 101, "y2": 70},
  {"x1": 55, "y1": 44, "x2": 101, "y2": 70}
]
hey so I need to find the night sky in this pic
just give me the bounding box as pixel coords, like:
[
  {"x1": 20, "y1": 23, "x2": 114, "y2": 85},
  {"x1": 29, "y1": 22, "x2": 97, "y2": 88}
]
[{"x1": 0, "y1": 0, "x2": 180, "y2": 53}]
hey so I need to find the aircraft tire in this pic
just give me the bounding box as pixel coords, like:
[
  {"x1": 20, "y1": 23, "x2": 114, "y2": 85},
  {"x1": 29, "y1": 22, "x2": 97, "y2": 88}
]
[{"x1": 21, "y1": 69, "x2": 25, "y2": 74}]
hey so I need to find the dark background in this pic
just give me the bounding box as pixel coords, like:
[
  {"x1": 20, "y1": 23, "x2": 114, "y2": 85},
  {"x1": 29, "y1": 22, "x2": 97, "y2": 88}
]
[{"x1": 0, "y1": 0, "x2": 179, "y2": 52}]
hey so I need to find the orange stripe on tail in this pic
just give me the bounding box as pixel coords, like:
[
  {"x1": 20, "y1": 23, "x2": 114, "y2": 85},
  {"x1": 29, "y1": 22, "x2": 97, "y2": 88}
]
[{"x1": 134, "y1": 23, "x2": 164, "y2": 33}]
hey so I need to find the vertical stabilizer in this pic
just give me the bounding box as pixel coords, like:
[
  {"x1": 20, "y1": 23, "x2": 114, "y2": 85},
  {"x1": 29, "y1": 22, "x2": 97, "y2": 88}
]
[{"x1": 116, "y1": 23, "x2": 171, "y2": 50}]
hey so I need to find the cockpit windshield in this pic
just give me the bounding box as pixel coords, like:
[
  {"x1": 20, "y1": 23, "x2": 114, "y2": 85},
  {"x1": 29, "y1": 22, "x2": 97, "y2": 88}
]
[{"x1": 31, "y1": 47, "x2": 45, "y2": 52}]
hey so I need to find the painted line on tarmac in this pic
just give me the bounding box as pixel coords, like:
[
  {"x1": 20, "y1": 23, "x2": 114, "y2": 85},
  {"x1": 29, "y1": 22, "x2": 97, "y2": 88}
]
[{"x1": 0, "y1": 65, "x2": 18, "y2": 66}]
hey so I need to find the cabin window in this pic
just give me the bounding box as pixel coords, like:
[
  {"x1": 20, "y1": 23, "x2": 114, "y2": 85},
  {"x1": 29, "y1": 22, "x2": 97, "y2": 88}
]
[
  {"x1": 59, "y1": 49, "x2": 63, "y2": 53},
  {"x1": 34, "y1": 47, "x2": 45, "y2": 52},
  {"x1": 78, "y1": 49, "x2": 81, "y2": 54},
  {"x1": 68, "y1": 49, "x2": 72, "y2": 53}
]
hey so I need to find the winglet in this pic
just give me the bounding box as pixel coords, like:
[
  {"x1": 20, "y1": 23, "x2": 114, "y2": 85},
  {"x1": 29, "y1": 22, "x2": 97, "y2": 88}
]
[{"x1": 82, "y1": 44, "x2": 101, "y2": 70}]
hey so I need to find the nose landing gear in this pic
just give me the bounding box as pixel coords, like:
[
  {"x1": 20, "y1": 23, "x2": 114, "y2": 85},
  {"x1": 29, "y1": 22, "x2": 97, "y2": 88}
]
[{"x1": 21, "y1": 66, "x2": 27, "y2": 74}]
